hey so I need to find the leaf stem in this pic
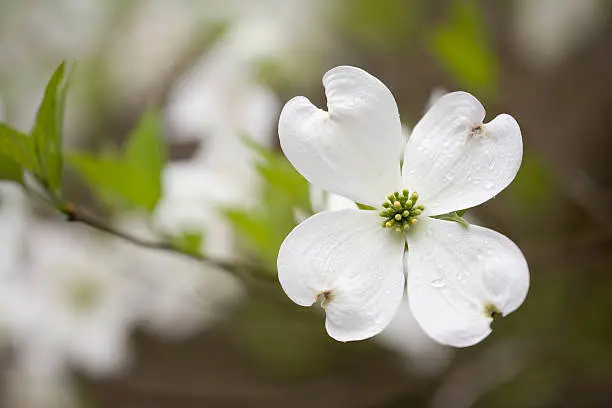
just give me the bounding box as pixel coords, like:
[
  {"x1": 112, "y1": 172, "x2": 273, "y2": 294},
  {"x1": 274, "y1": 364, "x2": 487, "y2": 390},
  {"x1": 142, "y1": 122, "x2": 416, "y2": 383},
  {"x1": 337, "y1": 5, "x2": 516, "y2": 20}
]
[
  {"x1": 60, "y1": 204, "x2": 275, "y2": 284},
  {"x1": 62, "y1": 204, "x2": 184, "y2": 256}
]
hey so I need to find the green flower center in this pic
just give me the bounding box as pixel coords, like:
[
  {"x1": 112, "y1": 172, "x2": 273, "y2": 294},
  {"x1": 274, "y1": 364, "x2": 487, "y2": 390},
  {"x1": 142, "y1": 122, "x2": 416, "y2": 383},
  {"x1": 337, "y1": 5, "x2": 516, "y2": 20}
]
[{"x1": 380, "y1": 190, "x2": 424, "y2": 232}]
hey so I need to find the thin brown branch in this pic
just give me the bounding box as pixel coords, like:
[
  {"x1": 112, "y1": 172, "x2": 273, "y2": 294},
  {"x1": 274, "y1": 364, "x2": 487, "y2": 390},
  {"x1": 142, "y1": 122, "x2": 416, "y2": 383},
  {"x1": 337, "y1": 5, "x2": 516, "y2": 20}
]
[
  {"x1": 62, "y1": 203, "x2": 201, "y2": 260},
  {"x1": 58, "y1": 203, "x2": 277, "y2": 287}
]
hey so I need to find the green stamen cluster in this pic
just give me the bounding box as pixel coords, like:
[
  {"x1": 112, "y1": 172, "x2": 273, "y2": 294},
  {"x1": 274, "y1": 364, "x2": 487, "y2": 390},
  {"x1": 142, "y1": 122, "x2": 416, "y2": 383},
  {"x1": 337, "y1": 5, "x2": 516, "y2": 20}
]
[{"x1": 380, "y1": 190, "x2": 424, "y2": 232}]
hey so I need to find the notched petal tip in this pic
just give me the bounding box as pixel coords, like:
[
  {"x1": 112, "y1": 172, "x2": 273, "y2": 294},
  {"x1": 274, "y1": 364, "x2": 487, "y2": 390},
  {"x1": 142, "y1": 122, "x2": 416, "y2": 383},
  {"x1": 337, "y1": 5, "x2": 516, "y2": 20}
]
[
  {"x1": 316, "y1": 289, "x2": 334, "y2": 309},
  {"x1": 402, "y1": 91, "x2": 523, "y2": 216},
  {"x1": 277, "y1": 66, "x2": 404, "y2": 206},
  {"x1": 406, "y1": 217, "x2": 529, "y2": 348},
  {"x1": 277, "y1": 210, "x2": 406, "y2": 342},
  {"x1": 483, "y1": 302, "x2": 502, "y2": 319}
]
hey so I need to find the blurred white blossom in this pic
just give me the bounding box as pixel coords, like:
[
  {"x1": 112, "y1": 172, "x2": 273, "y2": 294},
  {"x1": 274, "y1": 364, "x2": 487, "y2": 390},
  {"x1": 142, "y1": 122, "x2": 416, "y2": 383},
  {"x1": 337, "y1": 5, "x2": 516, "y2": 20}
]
[
  {"x1": 18, "y1": 223, "x2": 136, "y2": 377},
  {"x1": 107, "y1": 0, "x2": 203, "y2": 104},
  {"x1": 0, "y1": 187, "x2": 136, "y2": 405}
]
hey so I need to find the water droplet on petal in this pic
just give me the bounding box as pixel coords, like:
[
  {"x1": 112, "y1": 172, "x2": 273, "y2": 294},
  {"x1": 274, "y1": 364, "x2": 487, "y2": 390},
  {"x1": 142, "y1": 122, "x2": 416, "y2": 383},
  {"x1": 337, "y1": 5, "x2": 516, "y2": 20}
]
[{"x1": 430, "y1": 278, "x2": 446, "y2": 288}]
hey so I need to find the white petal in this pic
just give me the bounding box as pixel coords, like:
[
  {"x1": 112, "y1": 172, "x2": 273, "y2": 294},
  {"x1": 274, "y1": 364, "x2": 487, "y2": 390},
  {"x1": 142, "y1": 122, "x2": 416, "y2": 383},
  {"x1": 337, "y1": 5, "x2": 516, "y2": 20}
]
[
  {"x1": 400, "y1": 125, "x2": 411, "y2": 162},
  {"x1": 402, "y1": 92, "x2": 523, "y2": 216},
  {"x1": 406, "y1": 217, "x2": 529, "y2": 347},
  {"x1": 278, "y1": 209, "x2": 405, "y2": 341},
  {"x1": 279, "y1": 66, "x2": 403, "y2": 207}
]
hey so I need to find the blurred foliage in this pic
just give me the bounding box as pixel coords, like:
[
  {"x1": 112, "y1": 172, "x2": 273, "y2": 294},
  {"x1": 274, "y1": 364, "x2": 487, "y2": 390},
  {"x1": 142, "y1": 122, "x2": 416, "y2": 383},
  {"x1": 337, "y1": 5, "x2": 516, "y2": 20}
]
[
  {"x1": 0, "y1": 151, "x2": 22, "y2": 183},
  {"x1": 224, "y1": 140, "x2": 310, "y2": 269},
  {"x1": 171, "y1": 230, "x2": 205, "y2": 258},
  {"x1": 68, "y1": 110, "x2": 166, "y2": 212},
  {"x1": 0, "y1": 124, "x2": 34, "y2": 181},
  {"x1": 341, "y1": 0, "x2": 421, "y2": 50},
  {"x1": 0, "y1": 62, "x2": 70, "y2": 191},
  {"x1": 429, "y1": 0, "x2": 499, "y2": 94},
  {"x1": 31, "y1": 62, "x2": 70, "y2": 193}
]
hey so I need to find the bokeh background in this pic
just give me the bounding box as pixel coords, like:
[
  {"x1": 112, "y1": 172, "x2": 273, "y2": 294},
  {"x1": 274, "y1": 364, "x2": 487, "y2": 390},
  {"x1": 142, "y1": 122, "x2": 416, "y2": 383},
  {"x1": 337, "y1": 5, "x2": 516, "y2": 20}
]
[{"x1": 1, "y1": 0, "x2": 612, "y2": 407}]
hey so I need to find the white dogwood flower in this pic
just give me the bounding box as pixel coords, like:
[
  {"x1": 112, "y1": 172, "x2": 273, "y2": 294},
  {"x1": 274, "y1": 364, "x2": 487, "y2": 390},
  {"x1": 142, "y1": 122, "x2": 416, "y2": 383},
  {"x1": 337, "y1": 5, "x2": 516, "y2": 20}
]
[{"x1": 277, "y1": 66, "x2": 529, "y2": 346}]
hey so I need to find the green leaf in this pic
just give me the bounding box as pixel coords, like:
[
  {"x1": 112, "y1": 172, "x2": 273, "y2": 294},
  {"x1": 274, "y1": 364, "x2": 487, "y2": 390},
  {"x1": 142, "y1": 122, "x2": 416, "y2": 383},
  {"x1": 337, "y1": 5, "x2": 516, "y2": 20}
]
[
  {"x1": 429, "y1": 0, "x2": 499, "y2": 94},
  {"x1": 67, "y1": 109, "x2": 167, "y2": 213},
  {"x1": 123, "y1": 109, "x2": 165, "y2": 209},
  {"x1": 31, "y1": 62, "x2": 70, "y2": 193},
  {"x1": 0, "y1": 123, "x2": 38, "y2": 173},
  {"x1": 224, "y1": 208, "x2": 280, "y2": 260},
  {"x1": 68, "y1": 152, "x2": 161, "y2": 211},
  {"x1": 245, "y1": 137, "x2": 311, "y2": 212},
  {"x1": 432, "y1": 211, "x2": 470, "y2": 228},
  {"x1": 124, "y1": 110, "x2": 165, "y2": 178},
  {"x1": 172, "y1": 230, "x2": 204, "y2": 257},
  {"x1": 219, "y1": 138, "x2": 313, "y2": 269},
  {"x1": 0, "y1": 152, "x2": 23, "y2": 183}
]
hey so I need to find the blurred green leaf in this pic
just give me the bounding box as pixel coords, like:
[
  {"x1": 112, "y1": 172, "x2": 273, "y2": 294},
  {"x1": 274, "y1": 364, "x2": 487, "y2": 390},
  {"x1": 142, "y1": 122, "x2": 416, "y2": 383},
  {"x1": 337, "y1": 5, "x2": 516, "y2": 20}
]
[
  {"x1": 0, "y1": 152, "x2": 23, "y2": 183},
  {"x1": 171, "y1": 230, "x2": 204, "y2": 257},
  {"x1": 0, "y1": 123, "x2": 37, "y2": 174},
  {"x1": 68, "y1": 153, "x2": 158, "y2": 211},
  {"x1": 342, "y1": 0, "x2": 421, "y2": 50},
  {"x1": 429, "y1": 0, "x2": 499, "y2": 94},
  {"x1": 246, "y1": 138, "x2": 311, "y2": 212},
  {"x1": 224, "y1": 208, "x2": 281, "y2": 263},
  {"x1": 124, "y1": 109, "x2": 166, "y2": 201},
  {"x1": 222, "y1": 140, "x2": 311, "y2": 267},
  {"x1": 67, "y1": 109, "x2": 166, "y2": 212},
  {"x1": 31, "y1": 61, "x2": 70, "y2": 193}
]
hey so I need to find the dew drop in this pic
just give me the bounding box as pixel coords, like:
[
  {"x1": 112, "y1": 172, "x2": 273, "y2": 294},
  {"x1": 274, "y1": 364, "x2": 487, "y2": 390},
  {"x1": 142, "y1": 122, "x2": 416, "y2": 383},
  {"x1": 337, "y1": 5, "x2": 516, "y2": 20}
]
[{"x1": 430, "y1": 278, "x2": 446, "y2": 288}]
